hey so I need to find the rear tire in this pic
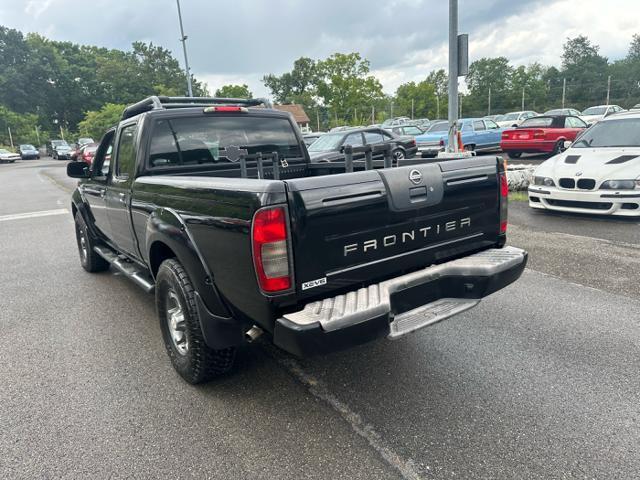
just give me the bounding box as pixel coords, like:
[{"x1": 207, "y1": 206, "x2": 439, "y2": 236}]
[
  {"x1": 156, "y1": 258, "x2": 236, "y2": 384},
  {"x1": 74, "y1": 212, "x2": 109, "y2": 272},
  {"x1": 464, "y1": 144, "x2": 475, "y2": 152},
  {"x1": 392, "y1": 148, "x2": 406, "y2": 161},
  {"x1": 507, "y1": 152, "x2": 522, "y2": 159}
]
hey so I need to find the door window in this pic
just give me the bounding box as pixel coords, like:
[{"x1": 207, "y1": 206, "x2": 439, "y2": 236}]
[
  {"x1": 473, "y1": 121, "x2": 485, "y2": 131},
  {"x1": 484, "y1": 120, "x2": 499, "y2": 130},
  {"x1": 116, "y1": 124, "x2": 137, "y2": 180},
  {"x1": 363, "y1": 131, "x2": 384, "y2": 144},
  {"x1": 403, "y1": 126, "x2": 423, "y2": 135},
  {"x1": 566, "y1": 116, "x2": 587, "y2": 128},
  {"x1": 344, "y1": 132, "x2": 364, "y2": 147}
]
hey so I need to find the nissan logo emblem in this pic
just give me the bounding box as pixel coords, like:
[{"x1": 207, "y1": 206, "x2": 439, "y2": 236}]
[{"x1": 409, "y1": 169, "x2": 422, "y2": 185}]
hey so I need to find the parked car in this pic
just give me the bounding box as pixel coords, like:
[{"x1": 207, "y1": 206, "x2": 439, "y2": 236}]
[
  {"x1": 528, "y1": 111, "x2": 640, "y2": 217},
  {"x1": 496, "y1": 111, "x2": 539, "y2": 128},
  {"x1": 580, "y1": 104, "x2": 625, "y2": 125},
  {"x1": 329, "y1": 126, "x2": 356, "y2": 132},
  {"x1": 301, "y1": 132, "x2": 323, "y2": 146},
  {"x1": 77, "y1": 143, "x2": 99, "y2": 165},
  {"x1": 415, "y1": 118, "x2": 505, "y2": 157},
  {"x1": 385, "y1": 124, "x2": 425, "y2": 137},
  {"x1": 77, "y1": 137, "x2": 94, "y2": 147},
  {"x1": 544, "y1": 108, "x2": 582, "y2": 116},
  {"x1": 18, "y1": 144, "x2": 39, "y2": 159},
  {"x1": 308, "y1": 127, "x2": 417, "y2": 162},
  {"x1": 484, "y1": 114, "x2": 505, "y2": 123},
  {"x1": 381, "y1": 117, "x2": 411, "y2": 127},
  {"x1": 66, "y1": 95, "x2": 525, "y2": 383},
  {"x1": 500, "y1": 115, "x2": 588, "y2": 159},
  {"x1": 47, "y1": 139, "x2": 72, "y2": 159},
  {"x1": 630, "y1": 103, "x2": 640, "y2": 111},
  {"x1": 0, "y1": 148, "x2": 20, "y2": 163}
]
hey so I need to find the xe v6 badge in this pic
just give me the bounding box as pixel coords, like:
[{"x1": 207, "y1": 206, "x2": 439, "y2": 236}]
[{"x1": 409, "y1": 169, "x2": 422, "y2": 185}]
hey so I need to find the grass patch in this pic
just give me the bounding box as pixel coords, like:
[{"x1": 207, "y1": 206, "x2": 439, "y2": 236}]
[{"x1": 509, "y1": 191, "x2": 529, "y2": 202}]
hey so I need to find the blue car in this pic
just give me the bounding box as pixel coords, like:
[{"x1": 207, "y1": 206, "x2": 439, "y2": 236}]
[{"x1": 415, "y1": 118, "x2": 506, "y2": 157}]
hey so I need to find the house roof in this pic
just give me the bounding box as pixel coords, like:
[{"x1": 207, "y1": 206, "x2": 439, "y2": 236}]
[{"x1": 274, "y1": 104, "x2": 310, "y2": 124}]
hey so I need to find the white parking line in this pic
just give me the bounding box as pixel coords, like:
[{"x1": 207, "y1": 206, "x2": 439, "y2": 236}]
[{"x1": 0, "y1": 209, "x2": 69, "y2": 222}]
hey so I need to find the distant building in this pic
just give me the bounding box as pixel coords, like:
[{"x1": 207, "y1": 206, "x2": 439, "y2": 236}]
[{"x1": 274, "y1": 104, "x2": 311, "y2": 132}]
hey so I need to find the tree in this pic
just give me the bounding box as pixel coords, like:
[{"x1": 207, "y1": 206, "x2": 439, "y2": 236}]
[
  {"x1": 215, "y1": 84, "x2": 252, "y2": 98},
  {"x1": 0, "y1": 105, "x2": 40, "y2": 146},
  {"x1": 394, "y1": 80, "x2": 437, "y2": 119},
  {"x1": 263, "y1": 57, "x2": 318, "y2": 104},
  {"x1": 315, "y1": 53, "x2": 385, "y2": 124},
  {"x1": 561, "y1": 36, "x2": 608, "y2": 108},
  {"x1": 77, "y1": 103, "x2": 126, "y2": 140},
  {"x1": 465, "y1": 57, "x2": 513, "y2": 114}
]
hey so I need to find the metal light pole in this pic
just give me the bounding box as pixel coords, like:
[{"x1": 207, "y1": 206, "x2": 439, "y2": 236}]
[
  {"x1": 176, "y1": 0, "x2": 193, "y2": 97},
  {"x1": 606, "y1": 75, "x2": 611, "y2": 105},
  {"x1": 447, "y1": 0, "x2": 459, "y2": 152}
]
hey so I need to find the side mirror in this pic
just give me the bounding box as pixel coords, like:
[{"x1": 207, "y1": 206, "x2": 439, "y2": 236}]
[
  {"x1": 67, "y1": 161, "x2": 90, "y2": 179},
  {"x1": 563, "y1": 140, "x2": 573, "y2": 150}
]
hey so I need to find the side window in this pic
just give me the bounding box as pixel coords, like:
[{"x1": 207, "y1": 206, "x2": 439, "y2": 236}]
[
  {"x1": 473, "y1": 121, "x2": 485, "y2": 131},
  {"x1": 91, "y1": 131, "x2": 115, "y2": 179},
  {"x1": 116, "y1": 124, "x2": 137, "y2": 179},
  {"x1": 567, "y1": 116, "x2": 587, "y2": 128},
  {"x1": 381, "y1": 130, "x2": 393, "y2": 140},
  {"x1": 344, "y1": 132, "x2": 364, "y2": 147},
  {"x1": 364, "y1": 131, "x2": 384, "y2": 144},
  {"x1": 484, "y1": 120, "x2": 499, "y2": 130},
  {"x1": 405, "y1": 126, "x2": 422, "y2": 135}
]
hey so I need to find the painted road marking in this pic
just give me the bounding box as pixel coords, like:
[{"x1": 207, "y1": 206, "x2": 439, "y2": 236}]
[{"x1": 0, "y1": 209, "x2": 69, "y2": 222}]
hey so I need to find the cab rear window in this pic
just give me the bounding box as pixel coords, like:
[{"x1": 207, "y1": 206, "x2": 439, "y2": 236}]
[{"x1": 148, "y1": 116, "x2": 303, "y2": 169}]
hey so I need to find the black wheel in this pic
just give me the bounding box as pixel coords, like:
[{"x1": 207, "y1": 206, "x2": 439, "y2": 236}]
[
  {"x1": 74, "y1": 212, "x2": 109, "y2": 273},
  {"x1": 156, "y1": 258, "x2": 236, "y2": 384},
  {"x1": 552, "y1": 140, "x2": 565, "y2": 156},
  {"x1": 507, "y1": 152, "x2": 522, "y2": 159},
  {"x1": 392, "y1": 148, "x2": 406, "y2": 161},
  {"x1": 464, "y1": 144, "x2": 475, "y2": 152}
]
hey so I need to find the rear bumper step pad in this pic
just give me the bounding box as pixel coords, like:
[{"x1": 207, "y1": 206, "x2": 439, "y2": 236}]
[{"x1": 274, "y1": 247, "x2": 527, "y2": 356}]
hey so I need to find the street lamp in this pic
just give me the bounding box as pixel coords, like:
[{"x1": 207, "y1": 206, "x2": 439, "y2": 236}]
[{"x1": 176, "y1": 0, "x2": 193, "y2": 97}]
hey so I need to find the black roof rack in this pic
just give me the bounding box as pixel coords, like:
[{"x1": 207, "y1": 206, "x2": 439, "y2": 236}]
[{"x1": 121, "y1": 96, "x2": 274, "y2": 121}]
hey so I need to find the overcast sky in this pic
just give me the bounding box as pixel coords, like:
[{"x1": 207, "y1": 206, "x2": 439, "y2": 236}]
[{"x1": 1, "y1": 0, "x2": 638, "y2": 97}]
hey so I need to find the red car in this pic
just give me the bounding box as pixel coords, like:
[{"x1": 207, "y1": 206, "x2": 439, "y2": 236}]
[
  {"x1": 500, "y1": 115, "x2": 588, "y2": 158},
  {"x1": 78, "y1": 143, "x2": 99, "y2": 165}
]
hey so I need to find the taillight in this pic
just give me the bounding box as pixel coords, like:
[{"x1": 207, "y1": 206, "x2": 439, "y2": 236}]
[
  {"x1": 533, "y1": 130, "x2": 545, "y2": 139},
  {"x1": 499, "y1": 172, "x2": 508, "y2": 233},
  {"x1": 502, "y1": 131, "x2": 510, "y2": 140},
  {"x1": 252, "y1": 207, "x2": 291, "y2": 292},
  {"x1": 439, "y1": 139, "x2": 444, "y2": 146}
]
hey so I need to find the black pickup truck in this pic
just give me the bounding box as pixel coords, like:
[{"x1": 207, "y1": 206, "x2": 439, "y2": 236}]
[{"x1": 67, "y1": 96, "x2": 527, "y2": 384}]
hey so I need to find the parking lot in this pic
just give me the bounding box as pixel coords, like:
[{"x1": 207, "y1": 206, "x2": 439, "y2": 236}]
[{"x1": 1, "y1": 157, "x2": 638, "y2": 479}]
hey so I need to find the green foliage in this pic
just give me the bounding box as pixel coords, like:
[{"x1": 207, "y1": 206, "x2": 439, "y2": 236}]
[
  {"x1": 394, "y1": 81, "x2": 436, "y2": 119},
  {"x1": 0, "y1": 105, "x2": 40, "y2": 146},
  {"x1": 215, "y1": 84, "x2": 253, "y2": 98},
  {"x1": 0, "y1": 26, "x2": 208, "y2": 138},
  {"x1": 77, "y1": 103, "x2": 126, "y2": 140}
]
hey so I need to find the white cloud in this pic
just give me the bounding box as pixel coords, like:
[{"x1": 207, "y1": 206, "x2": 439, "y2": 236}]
[{"x1": 1, "y1": 0, "x2": 638, "y2": 99}]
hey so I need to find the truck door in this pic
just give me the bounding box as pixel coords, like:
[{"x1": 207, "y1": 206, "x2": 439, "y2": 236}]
[
  {"x1": 105, "y1": 122, "x2": 140, "y2": 258},
  {"x1": 82, "y1": 130, "x2": 115, "y2": 239}
]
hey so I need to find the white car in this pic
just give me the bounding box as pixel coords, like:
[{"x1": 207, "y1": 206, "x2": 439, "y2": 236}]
[
  {"x1": 0, "y1": 148, "x2": 20, "y2": 163},
  {"x1": 496, "y1": 111, "x2": 539, "y2": 128},
  {"x1": 528, "y1": 112, "x2": 640, "y2": 217},
  {"x1": 580, "y1": 104, "x2": 625, "y2": 125}
]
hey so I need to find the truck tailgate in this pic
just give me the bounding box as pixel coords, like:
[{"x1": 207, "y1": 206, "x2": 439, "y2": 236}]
[{"x1": 285, "y1": 157, "x2": 503, "y2": 301}]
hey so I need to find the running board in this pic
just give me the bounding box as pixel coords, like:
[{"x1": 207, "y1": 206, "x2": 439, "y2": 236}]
[
  {"x1": 388, "y1": 298, "x2": 479, "y2": 339},
  {"x1": 94, "y1": 246, "x2": 155, "y2": 294}
]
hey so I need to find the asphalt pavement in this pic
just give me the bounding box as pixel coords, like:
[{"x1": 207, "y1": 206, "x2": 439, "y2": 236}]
[{"x1": 1, "y1": 158, "x2": 639, "y2": 479}]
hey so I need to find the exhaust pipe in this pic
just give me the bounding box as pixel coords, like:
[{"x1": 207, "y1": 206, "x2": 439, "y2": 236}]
[{"x1": 245, "y1": 326, "x2": 264, "y2": 343}]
